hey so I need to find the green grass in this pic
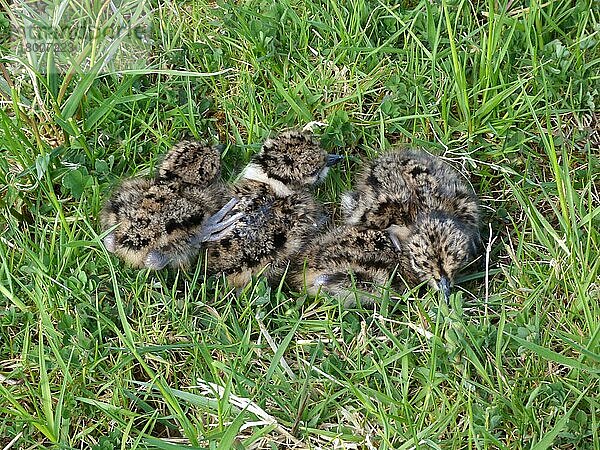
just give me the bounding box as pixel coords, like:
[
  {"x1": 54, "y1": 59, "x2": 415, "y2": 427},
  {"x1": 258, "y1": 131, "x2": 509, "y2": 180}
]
[{"x1": 1, "y1": 0, "x2": 599, "y2": 448}]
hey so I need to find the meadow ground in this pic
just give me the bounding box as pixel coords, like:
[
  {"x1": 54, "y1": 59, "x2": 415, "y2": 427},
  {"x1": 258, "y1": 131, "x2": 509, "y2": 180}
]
[{"x1": 0, "y1": 0, "x2": 598, "y2": 448}]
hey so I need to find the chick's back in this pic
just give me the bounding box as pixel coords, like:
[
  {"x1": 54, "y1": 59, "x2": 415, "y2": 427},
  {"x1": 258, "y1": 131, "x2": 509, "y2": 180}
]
[{"x1": 204, "y1": 180, "x2": 324, "y2": 287}]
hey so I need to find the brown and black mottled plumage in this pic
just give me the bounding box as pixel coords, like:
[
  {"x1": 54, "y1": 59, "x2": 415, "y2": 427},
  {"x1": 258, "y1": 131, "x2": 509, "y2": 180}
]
[
  {"x1": 203, "y1": 130, "x2": 342, "y2": 288},
  {"x1": 292, "y1": 224, "x2": 404, "y2": 303},
  {"x1": 295, "y1": 148, "x2": 481, "y2": 302},
  {"x1": 101, "y1": 141, "x2": 235, "y2": 269},
  {"x1": 341, "y1": 149, "x2": 480, "y2": 230},
  {"x1": 294, "y1": 211, "x2": 480, "y2": 303},
  {"x1": 396, "y1": 211, "x2": 480, "y2": 296}
]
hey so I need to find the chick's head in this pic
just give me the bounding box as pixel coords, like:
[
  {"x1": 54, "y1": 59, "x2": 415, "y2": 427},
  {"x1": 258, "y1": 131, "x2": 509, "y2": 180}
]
[
  {"x1": 390, "y1": 212, "x2": 480, "y2": 297},
  {"x1": 252, "y1": 130, "x2": 341, "y2": 189},
  {"x1": 157, "y1": 141, "x2": 221, "y2": 187}
]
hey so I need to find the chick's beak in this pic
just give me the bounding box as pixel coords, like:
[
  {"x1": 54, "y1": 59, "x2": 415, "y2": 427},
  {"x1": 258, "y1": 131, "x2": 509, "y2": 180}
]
[
  {"x1": 438, "y1": 276, "x2": 452, "y2": 301},
  {"x1": 326, "y1": 154, "x2": 344, "y2": 167}
]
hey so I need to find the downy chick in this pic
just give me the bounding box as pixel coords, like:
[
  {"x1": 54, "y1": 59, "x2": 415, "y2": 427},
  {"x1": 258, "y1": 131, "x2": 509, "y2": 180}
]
[
  {"x1": 342, "y1": 149, "x2": 480, "y2": 230},
  {"x1": 101, "y1": 141, "x2": 239, "y2": 269},
  {"x1": 202, "y1": 130, "x2": 342, "y2": 288},
  {"x1": 394, "y1": 211, "x2": 480, "y2": 299},
  {"x1": 292, "y1": 224, "x2": 404, "y2": 304},
  {"x1": 294, "y1": 211, "x2": 480, "y2": 304},
  {"x1": 341, "y1": 148, "x2": 481, "y2": 298}
]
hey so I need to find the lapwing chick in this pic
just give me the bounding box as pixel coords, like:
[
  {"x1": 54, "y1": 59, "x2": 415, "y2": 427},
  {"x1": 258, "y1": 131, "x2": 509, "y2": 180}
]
[
  {"x1": 292, "y1": 224, "x2": 405, "y2": 304},
  {"x1": 101, "y1": 141, "x2": 239, "y2": 270},
  {"x1": 342, "y1": 149, "x2": 480, "y2": 230},
  {"x1": 202, "y1": 130, "x2": 342, "y2": 288},
  {"x1": 294, "y1": 210, "x2": 479, "y2": 304}
]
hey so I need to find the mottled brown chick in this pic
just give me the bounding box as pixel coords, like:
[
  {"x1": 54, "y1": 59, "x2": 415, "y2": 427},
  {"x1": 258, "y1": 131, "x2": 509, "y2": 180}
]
[
  {"x1": 202, "y1": 130, "x2": 342, "y2": 288},
  {"x1": 342, "y1": 149, "x2": 480, "y2": 230},
  {"x1": 292, "y1": 224, "x2": 403, "y2": 303},
  {"x1": 294, "y1": 211, "x2": 480, "y2": 304},
  {"x1": 101, "y1": 141, "x2": 238, "y2": 269}
]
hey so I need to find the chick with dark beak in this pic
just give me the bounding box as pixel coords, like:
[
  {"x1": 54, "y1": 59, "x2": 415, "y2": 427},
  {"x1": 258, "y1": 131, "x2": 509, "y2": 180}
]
[{"x1": 202, "y1": 130, "x2": 337, "y2": 288}]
